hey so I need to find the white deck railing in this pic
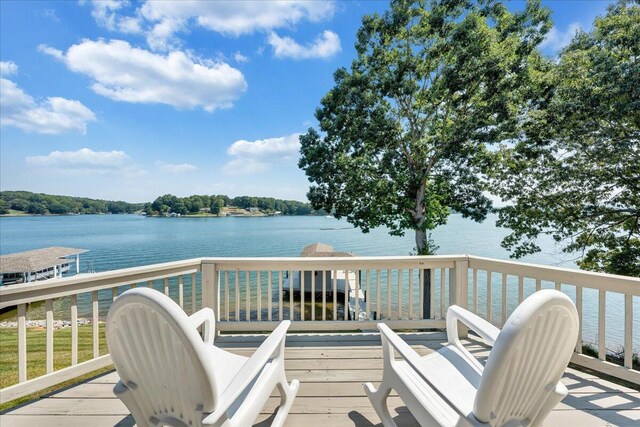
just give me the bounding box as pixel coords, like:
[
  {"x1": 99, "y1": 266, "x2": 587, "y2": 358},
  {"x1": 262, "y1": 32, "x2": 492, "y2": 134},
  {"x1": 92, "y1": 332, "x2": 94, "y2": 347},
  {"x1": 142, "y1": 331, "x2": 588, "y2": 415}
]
[{"x1": 0, "y1": 254, "x2": 637, "y2": 404}]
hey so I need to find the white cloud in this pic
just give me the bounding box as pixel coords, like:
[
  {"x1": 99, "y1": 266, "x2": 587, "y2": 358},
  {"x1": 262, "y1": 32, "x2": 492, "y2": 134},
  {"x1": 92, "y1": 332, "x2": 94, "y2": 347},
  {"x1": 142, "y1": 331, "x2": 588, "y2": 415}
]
[
  {"x1": 540, "y1": 23, "x2": 582, "y2": 53},
  {"x1": 141, "y1": 1, "x2": 334, "y2": 48},
  {"x1": 26, "y1": 148, "x2": 139, "y2": 175},
  {"x1": 41, "y1": 8, "x2": 60, "y2": 22},
  {"x1": 223, "y1": 133, "x2": 301, "y2": 175},
  {"x1": 89, "y1": 0, "x2": 142, "y2": 34},
  {"x1": 1, "y1": 73, "x2": 96, "y2": 135},
  {"x1": 86, "y1": 1, "x2": 335, "y2": 50},
  {"x1": 155, "y1": 161, "x2": 198, "y2": 174},
  {"x1": 0, "y1": 61, "x2": 18, "y2": 76},
  {"x1": 268, "y1": 30, "x2": 341, "y2": 59},
  {"x1": 222, "y1": 158, "x2": 270, "y2": 176},
  {"x1": 234, "y1": 52, "x2": 248, "y2": 63},
  {"x1": 40, "y1": 39, "x2": 247, "y2": 112}
]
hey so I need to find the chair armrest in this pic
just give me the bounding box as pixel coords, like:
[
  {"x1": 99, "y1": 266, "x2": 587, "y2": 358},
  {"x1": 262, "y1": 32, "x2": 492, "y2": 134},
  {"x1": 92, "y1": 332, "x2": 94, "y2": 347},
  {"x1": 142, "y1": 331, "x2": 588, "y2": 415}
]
[
  {"x1": 189, "y1": 307, "x2": 215, "y2": 346},
  {"x1": 202, "y1": 320, "x2": 291, "y2": 424},
  {"x1": 446, "y1": 305, "x2": 499, "y2": 347},
  {"x1": 377, "y1": 323, "x2": 433, "y2": 386}
]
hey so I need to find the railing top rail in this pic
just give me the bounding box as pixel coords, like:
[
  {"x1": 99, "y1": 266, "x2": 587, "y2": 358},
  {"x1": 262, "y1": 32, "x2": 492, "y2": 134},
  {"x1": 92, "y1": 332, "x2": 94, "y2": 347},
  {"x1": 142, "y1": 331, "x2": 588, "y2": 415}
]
[
  {"x1": 202, "y1": 254, "x2": 467, "y2": 270},
  {"x1": 0, "y1": 258, "x2": 203, "y2": 309},
  {"x1": 2, "y1": 253, "x2": 639, "y2": 308},
  {"x1": 468, "y1": 255, "x2": 640, "y2": 295}
]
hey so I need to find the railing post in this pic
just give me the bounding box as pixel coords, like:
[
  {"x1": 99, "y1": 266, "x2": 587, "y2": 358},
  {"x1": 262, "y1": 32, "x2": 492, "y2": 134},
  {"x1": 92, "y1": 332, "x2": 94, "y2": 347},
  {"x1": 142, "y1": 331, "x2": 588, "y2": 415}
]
[
  {"x1": 450, "y1": 259, "x2": 469, "y2": 338},
  {"x1": 201, "y1": 261, "x2": 219, "y2": 334}
]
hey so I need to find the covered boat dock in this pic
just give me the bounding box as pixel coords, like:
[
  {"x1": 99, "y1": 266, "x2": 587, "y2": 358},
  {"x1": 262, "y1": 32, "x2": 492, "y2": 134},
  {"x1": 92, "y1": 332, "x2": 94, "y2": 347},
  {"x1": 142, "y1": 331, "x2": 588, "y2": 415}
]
[{"x1": 0, "y1": 247, "x2": 87, "y2": 286}]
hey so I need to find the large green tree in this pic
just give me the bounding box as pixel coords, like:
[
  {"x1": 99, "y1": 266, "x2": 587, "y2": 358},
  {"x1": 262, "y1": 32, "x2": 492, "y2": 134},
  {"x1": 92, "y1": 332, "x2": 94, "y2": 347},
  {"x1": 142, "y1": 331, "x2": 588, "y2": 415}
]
[
  {"x1": 299, "y1": 0, "x2": 550, "y2": 255},
  {"x1": 490, "y1": 1, "x2": 640, "y2": 276}
]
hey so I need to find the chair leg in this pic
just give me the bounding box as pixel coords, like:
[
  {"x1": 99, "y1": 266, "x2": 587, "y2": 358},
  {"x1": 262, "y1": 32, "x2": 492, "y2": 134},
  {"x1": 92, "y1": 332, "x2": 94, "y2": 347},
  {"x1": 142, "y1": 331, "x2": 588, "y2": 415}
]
[
  {"x1": 114, "y1": 381, "x2": 151, "y2": 427},
  {"x1": 271, "y1": 370, "x2": 300, "y2": 427},
  {"x1": 364, "y1": 382, "x2": 397, "y2": 427}
]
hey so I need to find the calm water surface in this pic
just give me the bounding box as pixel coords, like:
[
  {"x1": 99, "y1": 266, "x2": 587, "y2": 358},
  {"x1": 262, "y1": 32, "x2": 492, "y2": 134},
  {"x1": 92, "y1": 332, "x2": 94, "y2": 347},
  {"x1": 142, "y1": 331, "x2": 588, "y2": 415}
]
[{"x1": 1, "y1": 214, "x2": 637, "y2": 351}]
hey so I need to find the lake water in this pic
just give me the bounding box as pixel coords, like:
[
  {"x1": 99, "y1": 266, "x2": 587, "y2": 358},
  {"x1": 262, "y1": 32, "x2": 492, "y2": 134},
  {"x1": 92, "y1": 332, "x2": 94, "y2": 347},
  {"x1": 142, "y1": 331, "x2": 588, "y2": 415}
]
[{"x1": 1, "y1": 214, "x2": 637, "y2": 351}]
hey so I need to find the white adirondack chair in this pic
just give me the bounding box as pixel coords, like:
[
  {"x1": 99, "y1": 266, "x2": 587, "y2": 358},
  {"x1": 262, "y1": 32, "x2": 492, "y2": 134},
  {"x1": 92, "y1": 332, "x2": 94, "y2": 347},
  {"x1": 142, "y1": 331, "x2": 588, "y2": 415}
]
[
  {"x1": 365, "y1": 290, "x2": 579, "y2": 427},
  {"x1": 106, "y1": 287, "x2": 299, "y2": 427}
]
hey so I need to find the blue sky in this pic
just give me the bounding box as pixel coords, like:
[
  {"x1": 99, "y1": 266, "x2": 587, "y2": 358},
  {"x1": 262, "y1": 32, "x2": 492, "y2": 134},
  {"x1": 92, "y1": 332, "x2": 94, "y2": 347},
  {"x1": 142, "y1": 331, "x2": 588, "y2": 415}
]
[{"x1": 0, "y1": 0, "x2": 613, "y2": 203}]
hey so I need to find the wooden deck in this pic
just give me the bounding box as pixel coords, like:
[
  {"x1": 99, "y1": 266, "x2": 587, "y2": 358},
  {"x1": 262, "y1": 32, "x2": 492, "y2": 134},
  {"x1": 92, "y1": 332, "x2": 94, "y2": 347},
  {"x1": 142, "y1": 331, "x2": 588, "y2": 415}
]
[{"x1": 1, "y1": 332, "x2": 639, "y2": 426}]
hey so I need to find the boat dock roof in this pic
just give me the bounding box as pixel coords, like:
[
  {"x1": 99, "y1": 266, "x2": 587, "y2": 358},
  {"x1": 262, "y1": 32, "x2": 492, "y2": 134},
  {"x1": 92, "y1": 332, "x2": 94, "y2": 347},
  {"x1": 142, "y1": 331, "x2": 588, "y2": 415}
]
[{"x1": 0, "y1": 247, "x2": 88, "y2": 274}]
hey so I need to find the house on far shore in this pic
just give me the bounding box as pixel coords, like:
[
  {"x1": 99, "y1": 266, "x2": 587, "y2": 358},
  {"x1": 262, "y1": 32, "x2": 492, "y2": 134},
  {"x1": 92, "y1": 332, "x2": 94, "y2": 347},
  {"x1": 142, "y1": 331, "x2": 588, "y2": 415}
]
[
  {"x1": 0, "y1": 247, "x2": 87, "y2": 286},
  {"x1": 246, "y1": 207, "x2": 260, "y2": 214}
]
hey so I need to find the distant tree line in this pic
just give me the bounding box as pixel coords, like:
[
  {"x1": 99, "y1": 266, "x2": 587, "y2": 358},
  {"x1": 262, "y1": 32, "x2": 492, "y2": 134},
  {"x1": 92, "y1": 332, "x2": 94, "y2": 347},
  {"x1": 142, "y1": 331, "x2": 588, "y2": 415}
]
[
  {"x1": 145, "y1": 194, "x2": 319, "y2": 216},
  {"x1": 0, "y1": 191, "x2": 320, "y2": 217},
  {"x1": 0, "y1": 191, "x2": 144, "y2": 215}
]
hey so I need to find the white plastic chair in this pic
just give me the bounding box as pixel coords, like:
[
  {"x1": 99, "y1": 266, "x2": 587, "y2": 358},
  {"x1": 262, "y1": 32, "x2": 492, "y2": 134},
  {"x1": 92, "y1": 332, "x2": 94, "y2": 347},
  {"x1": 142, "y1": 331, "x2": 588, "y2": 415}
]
[
  {"x1": 106, "y1": 287, "x2": 299, "y2": 427},
  {"x1": 365, "y1": 290, "x2": 579, "y2": 427}
]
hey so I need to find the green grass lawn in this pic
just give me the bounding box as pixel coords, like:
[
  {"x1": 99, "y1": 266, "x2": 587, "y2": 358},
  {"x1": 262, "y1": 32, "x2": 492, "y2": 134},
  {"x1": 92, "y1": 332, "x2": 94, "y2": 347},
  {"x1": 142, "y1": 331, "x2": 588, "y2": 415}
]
[{"x1": 0, "y1": 324, "x2": 109, "y2": 410}]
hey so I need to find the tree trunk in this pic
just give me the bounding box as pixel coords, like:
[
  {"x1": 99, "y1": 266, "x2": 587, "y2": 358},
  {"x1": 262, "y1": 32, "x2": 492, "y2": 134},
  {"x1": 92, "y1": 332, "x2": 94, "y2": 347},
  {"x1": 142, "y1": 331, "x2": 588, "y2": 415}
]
[
  {"x1": 415, "y1": 228, "x2": 428, "y2": 255},
  {"x1": 415, "y1": 229, "x2": 432, "y2": 318}
]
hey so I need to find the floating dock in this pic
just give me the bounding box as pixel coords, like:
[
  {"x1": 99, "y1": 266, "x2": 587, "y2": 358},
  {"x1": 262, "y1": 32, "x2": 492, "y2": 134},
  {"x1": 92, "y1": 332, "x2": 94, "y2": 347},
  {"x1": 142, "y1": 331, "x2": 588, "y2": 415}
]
[{"x1": 283, "y1": 243, "x2": 368, "y2": 320}]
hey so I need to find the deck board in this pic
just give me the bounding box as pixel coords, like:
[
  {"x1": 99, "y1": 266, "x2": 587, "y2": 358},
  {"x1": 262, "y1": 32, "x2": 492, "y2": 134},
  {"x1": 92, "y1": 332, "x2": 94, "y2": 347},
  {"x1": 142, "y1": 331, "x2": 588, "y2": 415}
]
[{"x1": 1, "y1": 331, "x2": 638, "y2": 426}]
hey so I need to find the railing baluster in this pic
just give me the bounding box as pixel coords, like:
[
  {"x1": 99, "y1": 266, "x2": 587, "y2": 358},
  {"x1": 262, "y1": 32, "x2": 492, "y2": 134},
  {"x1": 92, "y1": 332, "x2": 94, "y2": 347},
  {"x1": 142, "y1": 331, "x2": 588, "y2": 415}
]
[
  {"x1": 278, "y1": 271, "x2": 283, "y2": 321},
  {"x1": 429, "y1": 268, "x2": 435, "y2": 319},
  {"x1": 311, "y1": 270, "x2": 316, "y2": 321},
  {"x1": 192, "y1": 272, "x2": 197, "y2": 313},
  {"x1": 333, "y1": 270, "x2": 338, "y2": 321},
  {"x1": 501, "y1": 273, "x2": 507, "y2": 325},
  {"x1": 386, "y1": 269, "x2": 391, "y2": 320},
  {"x1": 300, "y1": 271, "x2": 304, "y2": 321},
  {"x1": 624, "y1": 294, "x2": 633, "y2": 368},
  {"x1": 487, "y1": 271, "x2": 492, "y2": 323},
  {"x1": 440, "y1": 268, "x2": 445, "y2": 318},
  {"x1": 246, "y1": 271, "x2": 251, "y2": 321},
  {"x1": 323, "y1": 270, "x2": 328, "y2": 321},
  {"x1": 224, "y1": 271, "x2": 229, "y2": 320},
  {"x1": 179, "y1": 276, "x2": 184, "y2": 309},
  {"x1": 147, "y1": 280, "x2": 153, "y2": 288},
  {"x1": 345, "y1": 270, "x2": 350, "y2": 321},
  {"x1": 418, "y1": 268, "x2": 424, "y2": 320},
  {"x1": 268, "y1": 271, "x2": 273, "y2": 321},
  {"x1": 575, "y1": 286, "x2": 583, "y2": 353},
  {"x1": 46, "y1": 299, "x2": 53, "y2": 374},
  {"x1": 257, "y1": 271, "x2": 262, "y2": 321},
  {"x1": 473, "y1": 269, "x2": 478, "y2": 314},
  {"x1": 372, "y1": 270, "x2": 377, "y2": 320},
  {"x1": 112, "y1": 287, "x2": 118, "y2": 302},
  {"x1": 355, "y1": 270, "x2": 360, "y2": 321},
  {"x1": 598, "y1": 290, "x2": 606, "y2": 360},
  {"x1": 164, "y1": 278, "x2": 169, "y2": 295},
  {"x1": 92, "y1": 291, "x2": 99, "y2": 358},
  {"x1": 518, "y1": 275, "x2": 524, "y2": 305},
  {"x1": 535, "y1": 278, "x2": 541, "y2": 292},
  {"x1": 71, "y1": 294, "x2": 78, "y2": 366},
  {"x1": 289, "y1": 269, "x2": 294, "y2": 320},
  {"x1": 555, "y1": 281, "x2": 561, "y2": 291},
  {"x1": 235, "y1": 270, "x2": 240, "y2": 321},
  {"x1": 397, "y1": 269, "x2": 402, "y2": 320},
  {"x1": 18, "y1": 303, "x2": 26, "y2": 383}
]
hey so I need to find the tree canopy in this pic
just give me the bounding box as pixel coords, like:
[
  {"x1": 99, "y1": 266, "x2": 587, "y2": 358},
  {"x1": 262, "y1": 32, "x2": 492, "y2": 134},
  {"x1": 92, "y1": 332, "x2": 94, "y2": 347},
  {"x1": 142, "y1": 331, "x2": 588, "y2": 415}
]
[
  {"x1": 145, "y1": 194, "x2": 317, "y2": 216},
  {"x1": 490, "y1": 0, "x2": 640, "y2": 276},
  {"x1": 299, "y1": 0, "x2": 550, "y2": 254},
  {"x1": 0, "y1": 191, "x2": 143, "y2": 215}
]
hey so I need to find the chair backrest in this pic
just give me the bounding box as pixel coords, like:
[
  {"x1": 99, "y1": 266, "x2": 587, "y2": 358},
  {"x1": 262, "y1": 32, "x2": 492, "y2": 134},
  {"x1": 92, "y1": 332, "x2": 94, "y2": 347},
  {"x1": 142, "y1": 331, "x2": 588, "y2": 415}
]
[
  {"x1": 106, "y1": 288, "x2": 218, "y2": 425},
  {"x1": 473, "y1": 290, "x2": 579, "y2": 426}
]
